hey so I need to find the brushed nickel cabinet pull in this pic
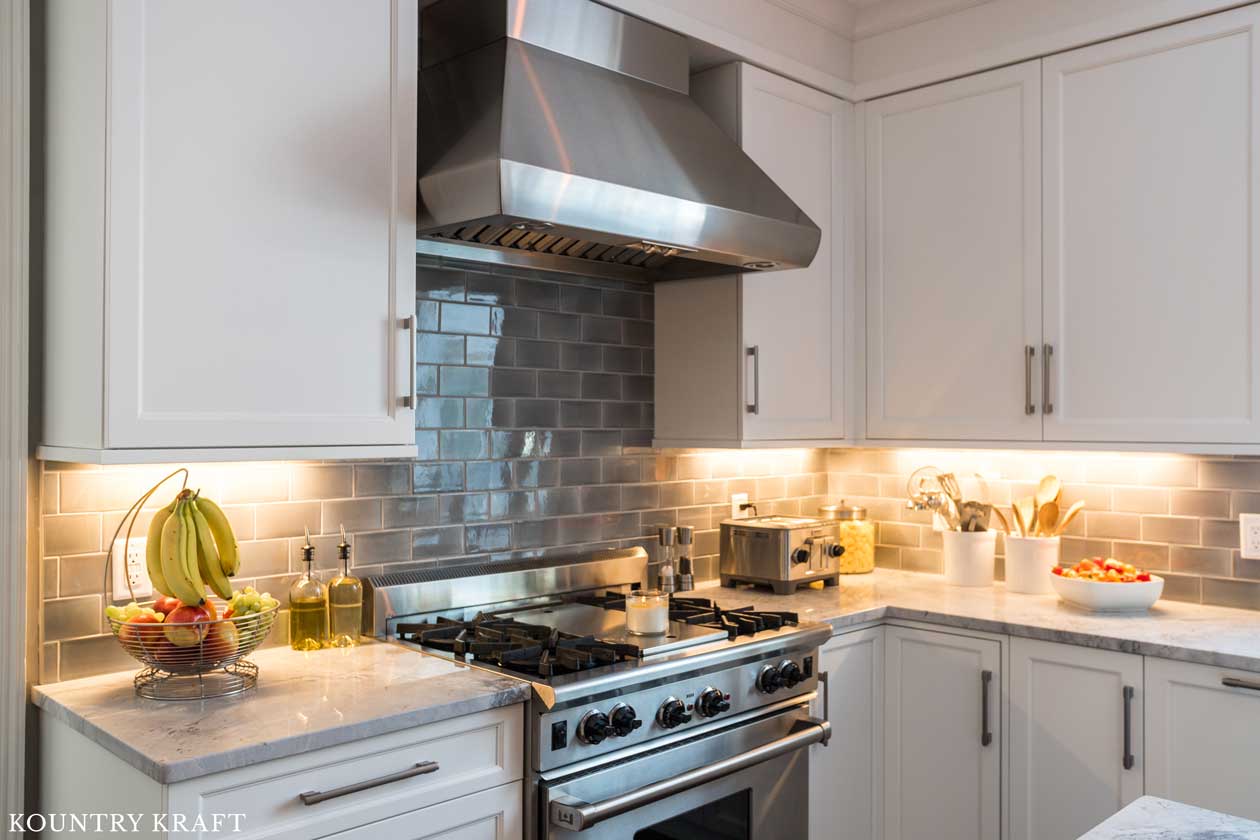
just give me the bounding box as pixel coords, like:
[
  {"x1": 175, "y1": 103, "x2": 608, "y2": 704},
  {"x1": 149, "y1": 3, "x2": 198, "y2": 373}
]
[
  {"x1": 1024, "y1": 346, "x2": 1036, "y2": 415},
  {"x1": 299, "y1": 761, "x2": 439, "y2": 806},
  {"x1": 1042, "y1": 343, "x2": 1054, "y2": 415},
  {"x1": 1222, "y1": 676, "x2": 1260, "y2": 692},
  {"x1": 981, "y1": 669, "x2": 993, "y2": 747},
  {"x1": 746, "y1": 346, "x2": 760, "y2": 415},
  {"x1": 402, "y1": 315, "x2": 417, "y2": 409},
  {"x1": 1122, "y1": 686, "x2": 1135, "y2": 770}
]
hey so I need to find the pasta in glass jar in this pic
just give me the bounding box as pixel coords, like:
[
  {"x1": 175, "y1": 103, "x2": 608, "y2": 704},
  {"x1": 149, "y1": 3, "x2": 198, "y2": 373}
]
[{"x1": 830, "y1": 503, "x2": 874, "y2": 574}]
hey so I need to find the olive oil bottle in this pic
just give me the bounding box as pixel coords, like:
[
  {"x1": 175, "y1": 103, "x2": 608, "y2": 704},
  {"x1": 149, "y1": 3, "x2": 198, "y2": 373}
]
[
  {"x1": 327, "y1": 525, "x2": 362, "y2": 648},
  {"x1": 288, "y1": 527, "x2": 327, "y2": 651}
]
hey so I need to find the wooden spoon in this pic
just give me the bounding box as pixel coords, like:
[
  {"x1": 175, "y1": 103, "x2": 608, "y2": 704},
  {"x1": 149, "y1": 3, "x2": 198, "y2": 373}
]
[
  {"x1": 1011, "y1": 503, "x2": 1029, "y2": 537},
  {"x1": 991, "y1": 506, "x2": 1012, "y2": 534},
  {"x1": 1015, "y1": 496, "x2": 1036, "y2": 537},
  {"x1": 1036, "y1": 501, "x2": 1059, "y2": 537},
  {"x1": 1035, "y1": 475, "x2": 1062, "y2": 511},
  {"x1": 1053, "y1": 500, "x2": 1086, "y2": 536}
]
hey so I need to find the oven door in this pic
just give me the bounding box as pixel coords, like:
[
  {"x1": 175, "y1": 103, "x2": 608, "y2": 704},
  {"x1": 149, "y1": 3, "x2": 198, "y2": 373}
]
[{"x1": 540, "y1": 703, "x2": 829, "y2": 840}]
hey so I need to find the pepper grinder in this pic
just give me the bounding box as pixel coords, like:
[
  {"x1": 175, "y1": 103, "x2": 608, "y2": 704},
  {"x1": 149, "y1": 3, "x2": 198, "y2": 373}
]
[
  {"x1": 656, "y1": 525, "x2": 677, "y2": 595},
  {"x1": 675, "y1": 526, "x2": 695, "y2": 592}
]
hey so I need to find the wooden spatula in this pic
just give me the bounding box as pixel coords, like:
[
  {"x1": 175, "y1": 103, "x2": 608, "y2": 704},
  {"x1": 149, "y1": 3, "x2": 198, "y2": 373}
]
[
  {"x1": 1037, "y1": 501, "x2": 1059, "y2": 537},
  {"x1": 1053, "y1": 500, "x2": 1086, "y2": 536}
]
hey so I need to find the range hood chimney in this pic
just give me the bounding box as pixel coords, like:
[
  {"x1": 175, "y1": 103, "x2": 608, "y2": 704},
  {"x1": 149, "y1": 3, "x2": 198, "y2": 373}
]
[{"x1": 417, "y1": 0, "x2": 821, "y2": 282}]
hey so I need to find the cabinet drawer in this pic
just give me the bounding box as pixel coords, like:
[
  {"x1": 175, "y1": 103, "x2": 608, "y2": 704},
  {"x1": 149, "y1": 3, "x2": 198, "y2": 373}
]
[
  {"x1": 169, "y1": 705, "x2": 523, "y2": 839},
  {"x1": 320, "y1": 781, "x2": 523, "y2": 840}
]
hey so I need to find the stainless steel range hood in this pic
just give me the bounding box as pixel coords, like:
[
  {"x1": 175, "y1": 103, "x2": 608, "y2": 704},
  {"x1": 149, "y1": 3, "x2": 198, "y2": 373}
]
[{"x1": 417, "y1": 0, "x2": 821, "y2": 282}]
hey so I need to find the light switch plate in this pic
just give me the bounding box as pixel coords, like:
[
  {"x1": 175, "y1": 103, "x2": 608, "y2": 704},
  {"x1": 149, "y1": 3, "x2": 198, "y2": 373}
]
[
  {"x1": 1241, "y1": 515, "x2": 1260, "y2": 560},
  {"x1": 111, "y1": 536, "x2": 152, "y2": 601},
  {"x1": 731, "y1": 493, "x2": 750, "y2": 520}
]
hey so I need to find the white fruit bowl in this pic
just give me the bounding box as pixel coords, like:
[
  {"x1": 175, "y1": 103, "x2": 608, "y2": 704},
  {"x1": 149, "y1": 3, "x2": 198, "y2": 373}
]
[{"x1": 1049, "y1": 573, "x2": 1164, "y2": 613}]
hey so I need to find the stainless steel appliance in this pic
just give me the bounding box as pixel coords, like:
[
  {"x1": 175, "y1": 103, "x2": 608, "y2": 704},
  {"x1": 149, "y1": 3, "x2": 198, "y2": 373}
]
[
  {"x1": 416, "y1": 0, "x2": 821, "y2": 282},
  {"x1": 364, "y1": 547, "x2": 831, "y2": 839},
  {"x1": 720, "y1": 515, "x2": 844, "y2": 595}
]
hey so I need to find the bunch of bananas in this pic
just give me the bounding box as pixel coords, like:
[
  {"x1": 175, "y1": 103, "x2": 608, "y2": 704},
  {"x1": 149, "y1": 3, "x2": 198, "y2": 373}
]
[{"x1": 145, "y1": 490, "x2": 239, "y2": 605}]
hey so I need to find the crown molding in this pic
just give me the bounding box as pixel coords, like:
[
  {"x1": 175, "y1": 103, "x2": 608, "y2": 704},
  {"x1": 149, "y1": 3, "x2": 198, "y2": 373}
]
[
  {"x1": 853, "y1": 0, "x2": 996, "y2": 38},
  {"x1": 766, "y1": 0, "x2": 858, "y2": 38}
]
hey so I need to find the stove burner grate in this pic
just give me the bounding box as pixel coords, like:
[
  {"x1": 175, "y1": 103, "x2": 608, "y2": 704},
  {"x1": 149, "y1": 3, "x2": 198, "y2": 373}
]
[
  {"x1": 396, "y1": 613, "x2": 642, "y2": 677},
  {"x1": 575, "y1": 591, "x2": 799, "y2": 640}
]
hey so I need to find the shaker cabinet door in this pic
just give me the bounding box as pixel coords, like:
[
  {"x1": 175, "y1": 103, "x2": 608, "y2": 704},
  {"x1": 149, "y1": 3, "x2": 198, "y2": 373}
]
[
  {"x1": 866, "y1": 61, "x2": 1042, "y2": 441},
  {"x1": 884, "y1": 626, "x2": 1001, "y2": 840},
  {"x1": 739, "y1": 65, "x2": 850, "y2": 442},
  {"x1": 1042, "y1": 5, "x2": 1260, "y2": 444},
  {"x1": 1009, "y1": 638, "x2": 1144, "y2": 840},
  {"x1": 102, "y1": 0, "x2": 416, "y2": 449},
  {"x1": 810, "y1": 628, "x2": 883, "y2": 840}
]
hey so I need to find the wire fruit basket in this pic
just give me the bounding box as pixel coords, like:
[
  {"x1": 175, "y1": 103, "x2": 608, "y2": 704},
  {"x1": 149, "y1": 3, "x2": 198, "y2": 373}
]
[
  {"x1": 106, "y1": 599, "x2": 279, "y2": 700},
  {"x1": 103, "y1": 468, "x2": 279, "y2": 700}
]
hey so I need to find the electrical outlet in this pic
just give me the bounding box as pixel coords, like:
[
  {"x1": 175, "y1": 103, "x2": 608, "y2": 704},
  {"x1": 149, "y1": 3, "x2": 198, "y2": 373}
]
[
  {"x1": 1241, "y1": 515, "x2": 1260, "y2": 560},
  {"x1": 731, "y1": 493, "x2": 751, "y2": 520},
  {"x1": 111, "y1": 536, "x2": 152, "y2": 601}
]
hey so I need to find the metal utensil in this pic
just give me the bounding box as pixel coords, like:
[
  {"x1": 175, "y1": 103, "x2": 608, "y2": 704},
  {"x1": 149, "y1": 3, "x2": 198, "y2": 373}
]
[
  {"x1": 1053, "y1": 500, "x2": 1086, "y2": 536},
  {"x1": 960, "y1": 501, "x2": 993, "y2": 532}
]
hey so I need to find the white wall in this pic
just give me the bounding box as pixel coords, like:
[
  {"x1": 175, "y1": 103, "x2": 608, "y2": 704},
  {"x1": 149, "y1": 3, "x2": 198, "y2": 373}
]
[{"x1": 854, "y1": 0, "x2": 1246, "y2": 98}]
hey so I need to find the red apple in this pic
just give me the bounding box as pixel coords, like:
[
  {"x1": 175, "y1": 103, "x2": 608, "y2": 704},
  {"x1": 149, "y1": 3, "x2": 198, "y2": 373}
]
[
  {"x1": 163, "y1": 604, "x2": 211, "y2": 648},
  {"x1": 201, "y1": 621, "x2": 240, "y2": 662},
  {"x1": 118, "y1": 614, "x2": 164, "y2": 650},
  {"x1": 152, "y1": 595, "x2": 182, "y2": 616}
]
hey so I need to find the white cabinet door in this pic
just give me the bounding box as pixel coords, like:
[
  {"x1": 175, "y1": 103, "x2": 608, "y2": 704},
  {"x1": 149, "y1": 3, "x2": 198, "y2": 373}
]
[
  {"x1": 811, "y1": 628, "x2": 883, "y2": 840},
  {"x1": 866, "y1": 62, "x2": 1042, "y2": 441},
  {"x1": 1009, "y1": 638, "x2": 1143, "y2": 840},
  {"x1": 739, "y1": 64, "x2": 850, "y2": 442},
  {"x1": 320, "y1": 782, "x2": 522, "y2": 840},
  {"x1": 1146, "y1": 657, "x2": 1260, "y2": 820},
  {"x1": 884, "y1": 625, "x2": 1001, "y2": 840},
  {"x1": 1043, "y1": 6, "x2": 1260, "y2": 444},
  {"x1": 102, "y1": 0, "x2": 416, "y2": 449}
]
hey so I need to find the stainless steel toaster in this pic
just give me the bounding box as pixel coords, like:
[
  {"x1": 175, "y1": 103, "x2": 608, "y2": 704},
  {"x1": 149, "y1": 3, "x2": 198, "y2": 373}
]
[{"x1": 719, "y1": 515, "x2": 844, "y2": 595}]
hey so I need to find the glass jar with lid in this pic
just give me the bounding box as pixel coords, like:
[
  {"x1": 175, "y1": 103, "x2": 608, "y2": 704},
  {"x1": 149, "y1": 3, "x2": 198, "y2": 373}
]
[{"x1": 827, "y1": 502, "x2": 875, "y2": 574}]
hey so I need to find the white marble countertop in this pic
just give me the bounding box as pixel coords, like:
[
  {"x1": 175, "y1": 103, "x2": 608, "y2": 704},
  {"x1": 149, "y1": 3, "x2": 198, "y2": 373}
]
[
  {"x1": 1081, "y1": 796, "x2": 1260, "y2": 838},
  {"x1": 31, "y1": 641, "x2": 530, "y2": 784},
  {"x1": 702, "y1": 569, "x2": 1260, "y2": 672}
]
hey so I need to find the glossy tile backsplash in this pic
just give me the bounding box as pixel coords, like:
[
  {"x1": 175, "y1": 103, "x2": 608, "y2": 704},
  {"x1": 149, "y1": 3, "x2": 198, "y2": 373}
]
[
  {"x1": 36, "y1": 260, "x2": 829, "y2": 682},
  {"x1": 827, "y1": 448, "x2": 1260, "y2": 610}
]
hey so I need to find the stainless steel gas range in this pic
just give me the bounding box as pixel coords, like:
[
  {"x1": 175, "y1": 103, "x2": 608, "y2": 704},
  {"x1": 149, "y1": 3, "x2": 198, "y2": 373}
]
[{"x1": 364, "y1": 547, "x2": 832, "y2": 839}]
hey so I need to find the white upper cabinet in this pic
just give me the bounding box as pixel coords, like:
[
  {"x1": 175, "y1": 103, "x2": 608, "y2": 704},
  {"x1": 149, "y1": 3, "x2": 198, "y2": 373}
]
[
  {"x1": 40, "y1": 0, "x2": 417, "y2": 462},
  {"x1": 1146, "y1": 657, "x2": 1260, "y2": 821},
  {"x1": 865, "y1": 61, "x2": 1042, "y2": 441},
  {"x1": 655, "y1": 63, "x2": 850, "y2": 447},
  {"x1": 1009, "y1": 638, "x2": 1144, "y2": 840},
  {"x1": 1042, "y1": 6, "x2": 1260, "y2": 444}
]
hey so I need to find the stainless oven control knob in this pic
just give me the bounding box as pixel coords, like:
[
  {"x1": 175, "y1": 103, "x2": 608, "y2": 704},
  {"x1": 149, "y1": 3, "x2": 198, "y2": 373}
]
[
  {"x1": 696, "y1": 687, "x2": 731, "y2": 718},
  {"x1": 791, "y1": 548, "x2": 810, "y2": 564},
  {"x1": 757, "y1": 664, "x2": 784, "y2": 694},
  {"x1": 778, "y1": 659, "x2": 804, "y2": 689},
  {"x1": 577, "y1": 710, "x2": 611, "y2": 745},
  {"x1": 826, "y1": 542, "x2": 845, "y2": 558},
  {"x1": 657, "y1": 697, "x2": 692, "y2": 729},
  {"x1": 609, "y1": 703, "x2": 642, "y2": 737}
]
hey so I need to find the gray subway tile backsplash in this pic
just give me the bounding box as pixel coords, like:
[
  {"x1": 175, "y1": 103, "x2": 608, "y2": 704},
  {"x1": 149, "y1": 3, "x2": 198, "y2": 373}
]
[{"x1": 45, "y1": 262, "x2": 1260, "y2": 684}]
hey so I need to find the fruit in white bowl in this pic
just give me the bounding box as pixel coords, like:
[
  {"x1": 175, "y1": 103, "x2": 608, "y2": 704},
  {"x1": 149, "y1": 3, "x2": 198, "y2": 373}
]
[{"x1": 1050, "y1": 558, "x2": 1163, "y2": 612}]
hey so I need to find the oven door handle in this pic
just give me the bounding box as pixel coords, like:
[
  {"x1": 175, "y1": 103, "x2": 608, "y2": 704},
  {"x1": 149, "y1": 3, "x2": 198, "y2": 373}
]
[{"x1": 548, "y1": 716, "x2": 830, "y2": 832}]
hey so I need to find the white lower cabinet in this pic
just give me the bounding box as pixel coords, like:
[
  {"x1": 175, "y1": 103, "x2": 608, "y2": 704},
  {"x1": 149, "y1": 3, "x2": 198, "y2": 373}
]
[
  {"x1": 1008, "y1": 638, "x2": 1143, "y2": 840},
  {"x1": 811, "y1": 627, "x2": 883, "y2": 840},
  {"x1": 40, "y1": 705, "x2": 524, "y2": 840},
  {"x1": 883, "y1": 625, "x2": 1001, "y2": 840},
  {"x1": 321, "y1": 782, "x2": 523, "y2": 840},
  {"x1": 1146, "y1": 657, "x2": 1260, "y2": 821}
]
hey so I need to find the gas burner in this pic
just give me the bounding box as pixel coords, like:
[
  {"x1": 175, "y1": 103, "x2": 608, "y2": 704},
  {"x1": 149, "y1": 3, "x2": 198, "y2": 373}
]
[
  {"x1": 396, "y1": 614, "x2": 641, "y2": 677},
  {"x1": 575, "y1": 591, "x2": 799, "y2": 640}
]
